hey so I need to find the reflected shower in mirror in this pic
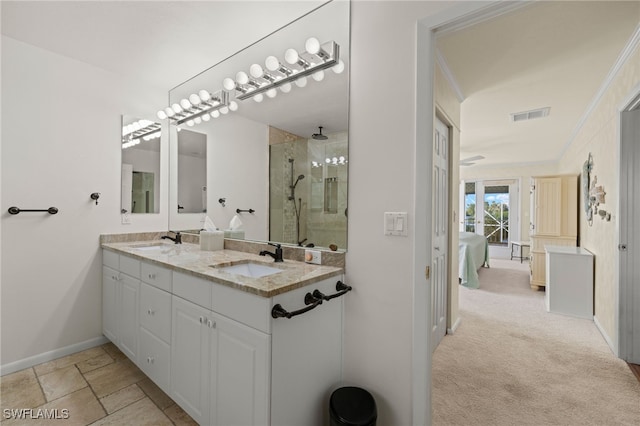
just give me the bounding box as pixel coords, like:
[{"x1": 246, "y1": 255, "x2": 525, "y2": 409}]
[
  {"x1": 121, "y1": 115, "x2": 161, "y2": 214},
  {"x1": 177, "y1": 129, "x2": 207, "y2": 213},
  {"x1": 165, "y1": 0, "x2": 349, "y2": 250}
]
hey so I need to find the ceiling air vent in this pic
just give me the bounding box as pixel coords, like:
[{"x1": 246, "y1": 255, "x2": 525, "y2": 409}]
[{"x1": 510, "y1": 107, "x2": 550, "y2": 122}]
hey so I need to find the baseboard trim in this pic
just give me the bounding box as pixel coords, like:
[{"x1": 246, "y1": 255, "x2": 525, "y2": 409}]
[
  {"x1": 594, "y1": 315, "x2": 618, "y2": 357},
  {"x1": 447, "y1": 317, "x2": 462, "y2": 335},
  {"x1": 0, "y1": 336, "x2": 109, "y2": 376}
]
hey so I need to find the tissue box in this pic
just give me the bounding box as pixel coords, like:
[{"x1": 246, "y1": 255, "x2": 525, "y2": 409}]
[{"x1": 200, "y1": 231, "x2": 224, "y2": 251}]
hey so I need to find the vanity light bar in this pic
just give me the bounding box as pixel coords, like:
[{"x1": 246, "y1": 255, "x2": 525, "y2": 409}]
[
  {"x1": 156, "y1": 90, "x2": 230, "y2": 125},
  {"x1": 234, "y1": 40, "x2": 341, "y2": 101},
  {"x1": 122, "y1": 121, "x2": 161, "y2": 146}
]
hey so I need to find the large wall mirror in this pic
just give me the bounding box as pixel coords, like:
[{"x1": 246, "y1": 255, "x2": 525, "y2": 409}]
[
  {"x1": 121, "y1": 115, "x2": 161, "y2": 214},
  {"x1": 167, "y1": 0, "x2": 349, "y2": 250}
]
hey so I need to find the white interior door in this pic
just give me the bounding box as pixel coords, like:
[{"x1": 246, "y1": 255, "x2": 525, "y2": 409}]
[
  {"x1": 432, "y1": 117, "x2": 448, "y2": 350},
  {"x1": 620, "y1": 107, "x2": 640, "y2": 364}
]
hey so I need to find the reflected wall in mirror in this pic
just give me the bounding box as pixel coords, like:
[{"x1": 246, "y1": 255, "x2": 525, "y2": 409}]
[
  {"x1": 121, "y1": 115, "x2": 161, "y2": 214},
  {"x1": 177, "y1": 129, "x2": 207, "y2": 213},
  {"x1": 166, "y1": 1, "x2": 349, "y2": 250}
]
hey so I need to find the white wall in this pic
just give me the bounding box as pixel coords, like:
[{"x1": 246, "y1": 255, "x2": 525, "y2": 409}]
[
  {"x1": 345, "y1": 2, "x2": 457, "y2": 424},
  {"x1": 1, "y1": 36, "x2": 167, "y2": 368}
]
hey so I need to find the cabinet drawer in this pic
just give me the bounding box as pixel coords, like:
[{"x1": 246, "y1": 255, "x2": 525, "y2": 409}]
[
  {"x1": 103, "y1": 250, "x2": 119, "y2": 270},
  {"x1": 139, "y1": 327, "x2": 171, "y2": 392},
  {"x1": 172, "y1": 271, "x2": 212, "y2": 310},
  {"x1": 140, "y1": 282, "x2": 172, "y2": 343},
  {"x1": 141, "y1": 262, "x2": 172, "y2": 292},
  {"x1": 120, "y1": 255, "x2": 140, "y2": 279}
]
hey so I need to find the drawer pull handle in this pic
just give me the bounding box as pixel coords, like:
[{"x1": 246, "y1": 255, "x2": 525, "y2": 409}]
[
  {"x1": 148, "y1": 273, "x2": 155, "y2": 279},
  {"x1": 147, "y1": 309, "x2": 155, "y2": 315},
  {"x1": 147, "y1": 357, "x2": 154, "y2": 364}
]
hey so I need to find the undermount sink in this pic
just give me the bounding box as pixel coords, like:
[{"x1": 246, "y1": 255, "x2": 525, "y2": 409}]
[
  {"x1": 131, "y1": 243, "x2": 176, "y2": 253},
  {"x1": 213, "y1": 261, "x2": 284, "y2": 278}
]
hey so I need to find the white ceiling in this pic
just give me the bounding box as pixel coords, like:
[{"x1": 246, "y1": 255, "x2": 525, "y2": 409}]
[{"x1": 436, "y1": 1, "x2": 640, "y2": 168}]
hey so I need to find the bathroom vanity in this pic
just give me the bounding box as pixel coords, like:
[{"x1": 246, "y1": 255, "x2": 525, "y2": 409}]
[{"x1": 101, "y1": 238, "x2": 345, "y2": 426}]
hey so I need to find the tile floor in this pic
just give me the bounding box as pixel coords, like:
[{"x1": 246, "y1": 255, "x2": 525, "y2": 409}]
[{"x1": 0, "y1": 343, "x2": 197, "y2": 425}]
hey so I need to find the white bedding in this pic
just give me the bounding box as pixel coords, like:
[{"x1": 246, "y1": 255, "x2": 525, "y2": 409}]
[{"x1": 459, "y1": 232, "x2": 489, "y2": 288}]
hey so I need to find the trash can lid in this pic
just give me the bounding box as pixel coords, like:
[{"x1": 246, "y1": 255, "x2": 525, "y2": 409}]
[{"x1": 330, "y1": 386, "x2": 377, "y2": 426}]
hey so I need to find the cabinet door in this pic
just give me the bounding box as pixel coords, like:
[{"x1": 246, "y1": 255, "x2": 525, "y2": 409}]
[
  {"x1": 140, "y1": 282, "x2": 172, "y2": 344},
  {"x1": 534, "y1": 177, "x2": 562, "y2": 236},
  {"x1": 171, "y1": 296, "x2": 210, "y2": 425},
  {"x1": 211, "y1": 315, "x2": 270, "y2": 426},
  {"x1": 102, "y1": 266, "x2": 119, "y2": 343},
  {"x1": 139, "y1": 327, "x2": 171, "y2": 392},
  {"x1": 119, "y1": 274, "x2": 139, "y2": 360}
]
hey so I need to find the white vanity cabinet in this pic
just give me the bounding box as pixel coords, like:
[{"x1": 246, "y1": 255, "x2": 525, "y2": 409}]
[
  {"x1": 101, "y1": 251, "x2": 140, "y2": 361},
  {"x1": 170, "y1": 272, "x2": 270, "y2": 426},
  {"x1": 103, "y1": 248, "x2": 345, "y2": 426},
  {"x1": 138, "y1": 279, "x2": 172, "y2": 391}
]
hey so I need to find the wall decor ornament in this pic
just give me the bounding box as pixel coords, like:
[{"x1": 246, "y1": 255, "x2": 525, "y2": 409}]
[{"x1": 583, "y1": 152, "x2": 610, "y2": 226}]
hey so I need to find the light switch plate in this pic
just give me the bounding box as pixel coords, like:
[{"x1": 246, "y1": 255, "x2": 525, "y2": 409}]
[
  {"x1": 384, "y1": 212, "x2": 408, "y2": 236},
  {"x1": 305, "y1": 249, "x2": 322, "y2": 264}
]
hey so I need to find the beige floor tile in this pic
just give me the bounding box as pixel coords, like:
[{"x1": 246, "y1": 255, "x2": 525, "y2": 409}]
[
  {"x1": 100, "y1": 343, "x2": 126, "y2": 362},
  {"x1": 99, "y1": 384, "x2": 145, "y2": 414},
  {"x1": 0, "y1": 369, "x2": 46, "y2": 411},
  {"x1": 38, "y1": 365, "x2": 87, "y2": 402},
  {"x1": 76, "y1": 353, "x2": 114, "y2": 374},
  {"x1": 137, "y1": 378, "x2": 173, "y2": 410},
  {"x1": 164, "y1": 403, "x2": 198, "y2": 426},
  {"x1": 33, "y1": 347, "x2": 106, "y2": 377},
  {"x1": 1, "y1": 387, "x2": 105, "y2": 426},
  {"x1": 83, "y1": 358, "x2": 145, "y2": 398},
  {"x1": 90, "y1": 397, "x2": 172, "y2": 426}
]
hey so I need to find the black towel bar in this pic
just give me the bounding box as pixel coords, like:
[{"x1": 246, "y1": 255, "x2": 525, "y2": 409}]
[
  {"x1": 271, "y1": 292, "x2": 322, "y2": 319},
  {"x1": 313, "y1": 281, "x2": 352, "y2": 301},
  {"x1": 236, "y1": 208, "x2": 255, "y2": 214},
  {"x1": 8, "y1": 206, "x2": 58, "y2": 215}
]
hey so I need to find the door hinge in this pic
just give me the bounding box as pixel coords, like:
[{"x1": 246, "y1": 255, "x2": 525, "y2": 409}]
[
  {"x1": 618, "y1": 244, "x2": 628, "y2": 251},
  {"x1": 425, "y1": 266, "x2": 430, "y2": 280}
]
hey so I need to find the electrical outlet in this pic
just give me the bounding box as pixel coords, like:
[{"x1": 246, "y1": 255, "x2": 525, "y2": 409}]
[
  {"x1": 121, "y1": 213, "x2": 132, "y2": 224},
  {"x1": 305, "y1": 249, "x2": 321, "y2": 265}
]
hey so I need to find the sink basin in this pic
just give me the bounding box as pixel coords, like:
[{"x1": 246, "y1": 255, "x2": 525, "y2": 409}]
[
  {"x1": 131, "y1": 243, "x2": 176, "y2": 253},
  {"x1": 213, "y1": 262, "x2": 283, "y2": 278}
]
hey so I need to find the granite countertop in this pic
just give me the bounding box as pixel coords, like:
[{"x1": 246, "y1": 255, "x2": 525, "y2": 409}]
[{"x1": 102, "y1": 240, "x2": 344, "y2": 298}]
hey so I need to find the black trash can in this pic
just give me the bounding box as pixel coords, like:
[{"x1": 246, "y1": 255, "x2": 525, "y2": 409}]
[{"x1": 329, "y1": 386, "x2": 377, "y2": 426}]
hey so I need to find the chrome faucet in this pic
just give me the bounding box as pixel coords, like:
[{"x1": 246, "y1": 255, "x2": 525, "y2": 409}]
[
  {"x1": 161, "y1": 231, "x2": 182, "y2": 244},
  {"x1": 260, "y1": 242, "x2": 283, "y2": 262}
]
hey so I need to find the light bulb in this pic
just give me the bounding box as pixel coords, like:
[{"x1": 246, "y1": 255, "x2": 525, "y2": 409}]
[
  {"x1": 265, "y1": 56, "x2": 280, "y2": 72},
  {"x1": 220, "y1": 106, "x2": 229, "y2": 114},
  {"x1": 165, "y1": 107, "x2": 175, "y2": 117},
  {"x1": 211, "y1": 110, "x2": 220, "y2": 118},
  {"x1": 266, "y1": 88, "x2": 277, "y2": 98},
  {"x1": 339, "y1": 156, "x2": 345, "y2": 163},
  {"x1": 198, "y1": 90, "x2": 211, "y2": 102},
  {"x1": 171, "y1": 103, "x2": 182, "y2": 114},
  {"x1": 202, "y1": 114, "x2": 210, "y2": 122},
  {"x1": 279, "y1": 82, "x2": 292, "y2": 93},
  {"x1": 250, "y1": 64, "x2": 264, "y2": 78},
  {"x1": 254, "y1": 94, "x2": 264, "y2": 103},
  {"x1": 305, "y1": 37, "x2": 320, "y2": 55},
  {"x1": 180, "y1": 99, "x2": 192, "y2": 110},
  {"x1": 325, "y1": 158, "x2": 331, "y2": 164},
  {"x1": 295, "y1": 76, "x2": 308, "y2": 88},
  {"x1": 186, "y1": 119, "x2": 195, "y2": 127},
  {"x1": 176, "y1": 127, "x2": 181, "y2": 132},
  {"x1": 229, "y1": 101, "x2": 238, "y2": 111},
  {"x1": 284, "y1": 48, "x2": 299, "y2": 65},
  {"x1": 236, "y1": 71, "x2": 249, "y2": 85},
  {"x1": 189, "y1": 93, "x2": 201, "y2": 105},
  {"x1": 223, "y1": 77, "x2": 236, "y2": 91},
  {"x1": 312, "y1": 70, "x2": 325, "y2": 82},
  {"x1": 194, "y1": 116, "x2": 202, "y2": 124},
  {"x1": 332, "y1": 59, "x2": 345, "y2": 74}
]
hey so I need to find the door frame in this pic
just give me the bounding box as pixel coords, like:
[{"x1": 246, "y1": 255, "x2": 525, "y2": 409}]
[
  {"x1": 617, "y1": 83, "x2": 640, "y2": 362},
  {"x1": 413, "y1": 2, "x2": 510, "y2": 424}
]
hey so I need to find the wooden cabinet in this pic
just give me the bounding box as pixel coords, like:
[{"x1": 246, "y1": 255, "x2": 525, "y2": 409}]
[
  {"x1": 529, "y1": 175, "x2": 578, "y2": 289},
  {"x1": 119, "y1": 273, "x2": 140, "y2": 360}
]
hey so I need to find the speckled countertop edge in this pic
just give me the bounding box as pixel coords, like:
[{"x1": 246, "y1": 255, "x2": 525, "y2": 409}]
[{"x1": 101, "y1": 240, "x2": 343, "y2": 298}]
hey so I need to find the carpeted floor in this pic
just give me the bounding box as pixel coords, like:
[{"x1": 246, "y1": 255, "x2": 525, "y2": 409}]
[{"x1": 432, "y1": 259, "x2": 640, "y2": 425}]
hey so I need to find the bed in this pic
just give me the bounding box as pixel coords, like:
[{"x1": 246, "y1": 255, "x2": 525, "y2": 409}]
[{"x1": 459, "y1": 232, "x2": 490, "y2": 288}]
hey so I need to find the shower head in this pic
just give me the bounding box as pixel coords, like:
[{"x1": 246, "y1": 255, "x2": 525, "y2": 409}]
[
  {"x1": 293, "y1": 174, "x2": 305, "y2": 188},
  {"x1": 312, "y1": 126, "x2": 328, "y2": 141}
]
